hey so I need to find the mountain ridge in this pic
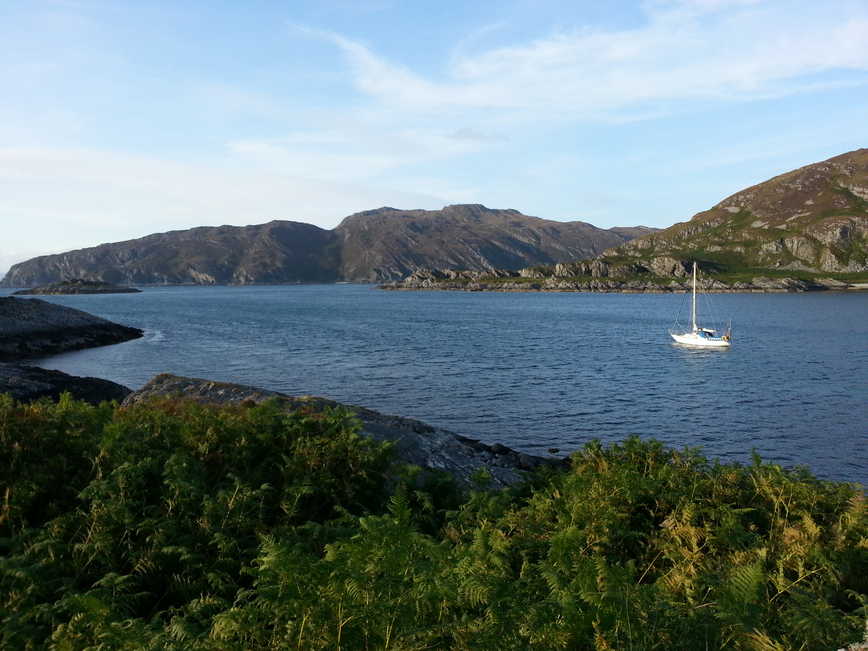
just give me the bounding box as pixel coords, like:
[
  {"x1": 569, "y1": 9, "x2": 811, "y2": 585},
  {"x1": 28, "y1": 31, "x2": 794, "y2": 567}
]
[{"x1": 1, "y1": 205, "x2": 653, "y2": 287}]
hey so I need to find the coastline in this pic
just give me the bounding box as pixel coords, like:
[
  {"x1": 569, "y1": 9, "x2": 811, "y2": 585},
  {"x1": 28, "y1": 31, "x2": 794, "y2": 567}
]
[
  {"x1": 379, "y1": 268, "x2": 868, "y2": 293},
  {"x1": 379, "y1": 281, "x2": 868, "y2": 293}
]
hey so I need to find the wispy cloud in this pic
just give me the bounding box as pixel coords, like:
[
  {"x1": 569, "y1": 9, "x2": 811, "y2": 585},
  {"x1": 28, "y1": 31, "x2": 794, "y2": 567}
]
[
  {"x1": 0, "y1": 147, "x2": 447, "y2": 262},
  {"x1": 301, "y1": 1, "x2": 868, "y2": 118},
  {"x1": 447, "y1": 127, "x2": 507, "y2": 143},
  {"x1": 2, "y1": 0, "x2": 866, "y2": 264}
]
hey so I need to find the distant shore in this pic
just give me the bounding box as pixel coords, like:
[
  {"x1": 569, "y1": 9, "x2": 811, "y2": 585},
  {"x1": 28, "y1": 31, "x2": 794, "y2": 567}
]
[
  {"x1": 379, "y1": 276, "x2": 868, "y2": 294},
  {"x1": 13, "y1": 279, "x2": 141, "y2": 295}
]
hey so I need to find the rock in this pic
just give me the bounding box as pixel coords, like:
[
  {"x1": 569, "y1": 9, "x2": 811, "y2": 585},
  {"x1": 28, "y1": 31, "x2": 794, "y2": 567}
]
[
  {"x1": 749, "y1": 277, "x2": 814, "y2": 291},
  {"x1": 552, "y1": 262, "x2": 587, "y2": 278},
  {"x1": 123, "y1": 374, "x2": 563, "y2": 488},
  {"x1": 0, "y1": 297, "x2": 143, "y2": 361},
  {"x1": 644, "y1": 256, "x2": 690, "y2": 277},
  {"x1": 0, "y1": 363, "x2": 131, "y2": 404},
  {"x1": 815, "y1": 277, "x2": 849, "y2": 288},
  {"x1": 518, "y1": 267, "x2": 548, "y2": 279},
  {"x1": 587, "y1": 260, "x2": 611, "y2": 277},
  {"x1": 13, "y1": 279, "x2": 141, "y2": 295}
]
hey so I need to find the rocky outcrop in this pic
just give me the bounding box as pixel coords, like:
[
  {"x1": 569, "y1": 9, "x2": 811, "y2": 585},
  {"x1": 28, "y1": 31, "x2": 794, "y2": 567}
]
[
  {"x1": 0, "y1": 363, "x2": 131, "y2": 404},
  {"x1": 382, "y1": 266, "x2": 863, "y2": 293},
  {"x1": 13, "y1": 279, "x2": 141, "y2": 295},
  {"x1": 123, "y1": 374, "x2": 559, "y2": 488},
  {"x1": 1, "y1": 205, "x2": 655, "y2": 286},
  {"x1": 0, "y1": 297, "x2": 143, "y2": 361}
]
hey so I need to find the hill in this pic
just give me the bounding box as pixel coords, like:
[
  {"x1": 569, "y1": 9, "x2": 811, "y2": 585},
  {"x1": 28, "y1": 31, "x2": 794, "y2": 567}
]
[
  {"x1": 335, "y1": 204, "x2": 645, "y2": 281},
  {"x1": 1, "y1": 221, "x2": 341, "y2": 287},
  {"x1": 605, "y1": 149, "x2": 868, "y2": 274},
  {"x1": 0, "y1": 205, "x2": 652, "y2": 287},
  {"x1": 385, "y1": 150, "x2": 868, "y2": 292}
]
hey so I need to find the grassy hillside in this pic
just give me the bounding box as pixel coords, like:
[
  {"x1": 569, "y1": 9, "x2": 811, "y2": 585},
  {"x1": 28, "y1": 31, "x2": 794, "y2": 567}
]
[
  {"x1": 1, "y1": 394, "x2": 865, "y2": 649},
  {"x1": 606, "y1": 149, "x2": 868, "y2": 275}
]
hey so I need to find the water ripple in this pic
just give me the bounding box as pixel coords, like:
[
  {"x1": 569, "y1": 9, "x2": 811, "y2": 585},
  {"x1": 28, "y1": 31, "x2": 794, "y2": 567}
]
[{"x1": 11, "y1": 285, "x2": 867, "y2": 486}]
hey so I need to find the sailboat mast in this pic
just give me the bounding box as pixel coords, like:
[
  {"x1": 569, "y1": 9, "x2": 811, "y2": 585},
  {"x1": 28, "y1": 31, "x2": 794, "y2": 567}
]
[{"x1": 691, "y1": 261, "x2": 697, "y2": 331}]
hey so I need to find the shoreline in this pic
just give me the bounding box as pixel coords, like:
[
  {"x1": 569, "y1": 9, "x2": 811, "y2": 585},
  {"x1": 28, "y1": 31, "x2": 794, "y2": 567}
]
[{"x1": 380, "y1": 284, "x2": 868, "y2": 294}]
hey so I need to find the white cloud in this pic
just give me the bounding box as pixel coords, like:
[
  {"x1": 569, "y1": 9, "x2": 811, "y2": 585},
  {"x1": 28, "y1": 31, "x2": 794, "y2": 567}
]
[
  {"x1": 304, "y1": 1, "x2": 868, "y2": 118},
  {"x1": 226, "y1": 119, "x2": 496, "y2": 183},
  {"x1": 0, "y1": 147, "x2": 446, "y2": 263}
]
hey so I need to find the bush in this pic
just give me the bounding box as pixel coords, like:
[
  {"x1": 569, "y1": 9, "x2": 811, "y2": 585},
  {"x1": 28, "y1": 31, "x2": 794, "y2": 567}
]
[{"x1": 1, "y1": 396, "x2": 864, "y2": 649}]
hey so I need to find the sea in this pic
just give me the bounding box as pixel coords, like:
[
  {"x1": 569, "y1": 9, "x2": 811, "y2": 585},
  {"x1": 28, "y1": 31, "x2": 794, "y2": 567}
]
[{"x1": 3, "y1": 285, "x2": 866, "y2": 486}]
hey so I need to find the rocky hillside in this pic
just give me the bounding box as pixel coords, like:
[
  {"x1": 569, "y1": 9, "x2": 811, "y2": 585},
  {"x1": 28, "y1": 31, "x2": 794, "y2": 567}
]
[
  {"x1": 334, "y1": 204, "x2": 645, "y2": 282},
  {"x1": 2, "y1": 221, "x2": 341, "y2": 287},
  {"x1": 1, "y1": 205, "x2": 652, "y2": 286},
  {"x1": 605, "y1": 149, "x2": 868, "y2": 273}
]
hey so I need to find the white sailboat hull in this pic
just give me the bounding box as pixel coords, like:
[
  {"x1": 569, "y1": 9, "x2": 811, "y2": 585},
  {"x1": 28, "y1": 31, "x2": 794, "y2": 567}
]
[
  {"x1": 669, "y1": 262, "x2": 732, "y2": 348},
  {"x1": 670, "y1": 331, "x2": 731, "y2": 347}
]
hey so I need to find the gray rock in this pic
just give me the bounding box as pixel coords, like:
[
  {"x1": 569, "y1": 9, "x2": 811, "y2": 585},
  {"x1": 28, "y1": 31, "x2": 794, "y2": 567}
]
[
  {"x1": 644, "y1": 256, "x2": 691, "y2": 278},
  {"x1": 0, "y1": 363, "x2": 131, "y2": 404},
  {"x1": 123, "y1": 374, "x2": 563, "y2": 488},
  {"x1": 0, "y1": 297, "x2": 143, "y2": 361}
]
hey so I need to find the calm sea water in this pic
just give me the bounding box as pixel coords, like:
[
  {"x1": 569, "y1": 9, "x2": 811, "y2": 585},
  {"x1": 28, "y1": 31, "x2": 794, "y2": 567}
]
[{"x1": 4, "y1": 285, "x2": 866, "y2": 485}]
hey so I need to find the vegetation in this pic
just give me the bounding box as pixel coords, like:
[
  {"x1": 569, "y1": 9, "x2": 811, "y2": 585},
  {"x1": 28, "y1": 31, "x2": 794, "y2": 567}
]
[{"x1": 1, "y1": 394, "x2": 865, "y2": 649}]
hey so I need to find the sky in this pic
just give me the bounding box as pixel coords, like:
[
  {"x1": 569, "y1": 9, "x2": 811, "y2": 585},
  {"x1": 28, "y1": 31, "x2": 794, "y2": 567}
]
[{"x1": 2, "y1": 0, "x2": 868, "y2": 277}]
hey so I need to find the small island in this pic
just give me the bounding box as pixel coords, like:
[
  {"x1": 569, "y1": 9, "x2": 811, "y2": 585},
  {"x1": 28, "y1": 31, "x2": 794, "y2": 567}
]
[{"x1": 13, "y1": 278, "x2": 141, "y2": 295}]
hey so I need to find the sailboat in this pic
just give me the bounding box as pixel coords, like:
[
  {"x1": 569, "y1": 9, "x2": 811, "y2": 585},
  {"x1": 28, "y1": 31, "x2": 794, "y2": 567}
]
[{"x1": 669, "y1": 262, "x2": 732, "y2": 348}]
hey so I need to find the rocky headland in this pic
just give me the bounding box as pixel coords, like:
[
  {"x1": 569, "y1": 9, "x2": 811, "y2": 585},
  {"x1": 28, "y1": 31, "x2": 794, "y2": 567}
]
[
  {"x1": 124, "y1": 373, "x2": 560, "y2": 488},
  {"x1": 0, "y1": 296, "x2": 143, "y2": 361},
  {"x1": 13, "y1": 279, "x2": 141, "y2": 295},
  {"x1": 0, "y1": 363, "x2": 131, "y2": 404}
]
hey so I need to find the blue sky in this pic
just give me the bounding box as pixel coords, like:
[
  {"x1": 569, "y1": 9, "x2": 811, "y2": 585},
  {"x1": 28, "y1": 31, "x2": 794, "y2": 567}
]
[{"x1": 2, "y1": 0, "x2": 868, "y2": 275}]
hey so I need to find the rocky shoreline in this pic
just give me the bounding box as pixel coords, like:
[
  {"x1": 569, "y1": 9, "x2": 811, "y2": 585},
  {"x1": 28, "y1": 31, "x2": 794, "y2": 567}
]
[
  {"x1": 13, "y1": 279, "x2": 141, "y2": 295},
  {"x1": 124, "y1": 374, "x2": 560, "y2": 488},
  {"x1": 0, "y1": 296, "x2": 144, "y2": 361},
  {"x1": 0, "y1": 293, "x2": 552, "y2": 486},
  {"x1": 0, "y1": 363, "x2": 131, "y2": 404},
  {"x1": 380, "y1": 264, "x2": 867, "y2": 293},
  {"x1": 0, "y1": 296, "x2": 143, "y2": 403}
]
